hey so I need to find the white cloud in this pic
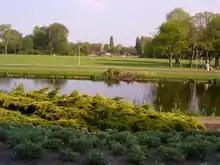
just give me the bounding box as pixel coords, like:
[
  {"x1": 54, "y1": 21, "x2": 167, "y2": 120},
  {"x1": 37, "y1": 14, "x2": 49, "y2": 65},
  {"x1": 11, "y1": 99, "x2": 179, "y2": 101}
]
[{"x1": 79, "y1": 0, "x2": 104, "y2": 12}]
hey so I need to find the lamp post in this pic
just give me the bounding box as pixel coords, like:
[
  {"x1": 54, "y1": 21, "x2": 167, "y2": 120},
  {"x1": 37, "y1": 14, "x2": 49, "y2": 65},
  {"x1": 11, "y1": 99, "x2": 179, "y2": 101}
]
[{"x1": 78, "y1": 44, "x2": 81, "y2": 66}]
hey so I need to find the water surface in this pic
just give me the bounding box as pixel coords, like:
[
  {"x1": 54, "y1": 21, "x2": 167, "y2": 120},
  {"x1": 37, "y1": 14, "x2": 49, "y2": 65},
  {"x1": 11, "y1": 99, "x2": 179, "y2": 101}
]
[{"x1": 0, "y1": 78, "x2": 220, "y2": 116}]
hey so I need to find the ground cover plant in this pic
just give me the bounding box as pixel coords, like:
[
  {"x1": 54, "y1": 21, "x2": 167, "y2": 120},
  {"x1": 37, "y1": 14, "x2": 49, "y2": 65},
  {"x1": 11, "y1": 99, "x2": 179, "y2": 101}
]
[
  {"x1": 0, "y1": 123, "x2": 218, "y2": 165},
  {"x1": 0, "y1": 83, "x2": 205, "y2": 132}
]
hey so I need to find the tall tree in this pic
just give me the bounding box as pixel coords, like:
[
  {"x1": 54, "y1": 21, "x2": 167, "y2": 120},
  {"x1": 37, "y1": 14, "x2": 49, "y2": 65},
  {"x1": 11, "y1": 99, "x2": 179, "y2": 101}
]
[
  {"x1": 166, "y1": 8, "x2": 191, "y2": 21},
  {"x1": 192, "y1": 12, "x2": 216, "y2": 64},
  {"x1": 47, "y1": 23, "x2": 69, "y2": 54},
  {"x1": 33, "y1": 26, "x2": 48, "y2": 52},
  {"x1": 22, "y1": 35, "x2": 34, "y2": 51},
  {"x1": 0, "y1": 27, "x2": 22, "y2": 54},
  {"x1": 109, "y1": 36, "x2": 114, "y2": 53},
  {"x1": 153, "y1": 19, "x2": 190, "y2": 68},
  {"x1": 135, "y1": 37, "x2": 141, "y2": 55},
  {"x1": 0, "y1": 24, "x2": 11, "y2": 54},
  {"x1": 104, "y1": 44, "x2": 110, "y2": 52}
]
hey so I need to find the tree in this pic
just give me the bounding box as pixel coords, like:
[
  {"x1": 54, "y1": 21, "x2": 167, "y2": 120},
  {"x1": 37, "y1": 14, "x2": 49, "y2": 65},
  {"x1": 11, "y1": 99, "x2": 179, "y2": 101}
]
[
  {"x1": 115, "y1": 44, "x2": 123, "y2": 54},
  {"x1": 153, "y1": 19, "x2": 190, "y2": 67},
  {"x1": 7, "y1": 29, "x2": 22, "y2": 54},
  {"x1": 166, "y1": 8, "x2": 191, "y2": 21},
  {"x1": 21, "y1": 35, "x2": 34, "y2": 52},
  {"x1": 205, "y1": 14, "x2": 220, "y2": 67},
  {"x1": 109, "y1": 36, "x2": 114, "y2": 53},
  {"x1": 140, "y1": 36, "x2": 152, "y2": 57},
  {"x1": 33, "y1": 26, "x2": 48, "y2": 53},
  {"x1": 0, "y1": 24, "x2": 13, "y2": 54},
  {"x1": 135, "y1": 37, "x2": 141, "y2": 55},
  {"x1": 192, "y1": 12, "x2": 216, "y2": 64},
  {"x1": 47, "y1": 23, "x2": 69, "y2": 54},
  {"x1": 103, "y1": 44, "x2": 110, "y2": 52},
  {"x1": 1, "y1": 28, "x2": 22, "y2": 54}
]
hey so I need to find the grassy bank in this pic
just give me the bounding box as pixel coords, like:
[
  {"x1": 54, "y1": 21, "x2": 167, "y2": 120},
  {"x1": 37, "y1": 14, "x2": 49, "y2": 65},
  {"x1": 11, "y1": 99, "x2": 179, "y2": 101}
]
[
  {"x1": 0, "y1": 55, "x2": 219, "y2": 81},
  {"x1": 0, "y1": 65, "x2": 220, "y2": 82}
]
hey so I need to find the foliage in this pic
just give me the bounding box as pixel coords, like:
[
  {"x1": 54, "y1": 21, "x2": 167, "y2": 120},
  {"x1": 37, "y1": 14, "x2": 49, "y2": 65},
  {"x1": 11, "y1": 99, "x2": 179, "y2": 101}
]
[
  {"x1": 103, "y1": 68, "x2": 135, "y2": 81},
  {"x1": 0, "y1": 83, "x2": 206, "y2": 132},
  {"x1": 0, "y1": 123, "x2": 218, "y2": 164},
  {"x1": 87, "y1": 151, "x2": 109, "y2": 165}
]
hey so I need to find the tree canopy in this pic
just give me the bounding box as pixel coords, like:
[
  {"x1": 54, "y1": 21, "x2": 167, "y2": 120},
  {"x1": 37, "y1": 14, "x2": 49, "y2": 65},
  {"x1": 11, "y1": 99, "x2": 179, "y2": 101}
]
[{"x1": 140, "y1": 8, "x2": 220, "y2": 68}]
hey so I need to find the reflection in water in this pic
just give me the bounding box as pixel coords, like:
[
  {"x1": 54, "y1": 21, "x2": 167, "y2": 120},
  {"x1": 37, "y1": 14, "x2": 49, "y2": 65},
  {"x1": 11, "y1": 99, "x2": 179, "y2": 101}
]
[
  {"x1": 33, "y1": 79, "x2": 68, "y2": 87},
  {"x1": 188, "y1": 83, "x2": 199, "y2": 113},
  {"x1": 0, "y1": 78, "x2": 220, "y2": 116}
]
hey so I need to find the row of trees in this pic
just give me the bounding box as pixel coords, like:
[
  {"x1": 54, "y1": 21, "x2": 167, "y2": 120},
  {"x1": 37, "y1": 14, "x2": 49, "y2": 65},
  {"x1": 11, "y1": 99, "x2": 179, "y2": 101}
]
[
  {"x1": 0, "y1": 24, "x2": 137, "y2": 56},
  {"x1": 140, "y1": 8, "x2": 220, "y2": 68}
]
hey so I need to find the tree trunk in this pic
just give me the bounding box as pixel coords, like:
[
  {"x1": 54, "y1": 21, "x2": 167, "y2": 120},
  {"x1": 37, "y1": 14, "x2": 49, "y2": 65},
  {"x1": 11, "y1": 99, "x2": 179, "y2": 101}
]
[
  {"x1": 4, "y1": 45, "x2": 7, "y2": 54},
  {"x1": 215, "y1": 55, "x2": 219, "y2": 68},
  {"x1": 190, "y1": 48, "x2": 194, "y2": 68},
  {"x1": 205, "y1": 50, "x2": 209, "y2": 63},
  {"x1": 175, "y1": 56, "x2": 180, "y2": 65},
  {"x1": 180, "y1": 55, "x2": 182, "y2": 68},
  {"x1": 169, "y1": 54, "x2": 173, "y2": 68}
]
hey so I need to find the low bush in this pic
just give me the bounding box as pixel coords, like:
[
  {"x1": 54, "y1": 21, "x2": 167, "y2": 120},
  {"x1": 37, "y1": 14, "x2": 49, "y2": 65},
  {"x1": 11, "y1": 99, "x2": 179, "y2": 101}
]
[
  {"x1": 0, "y1": 123, "x2": 218, "y2": 164},
  {"x1": 0, "y1": 83, "x2": 206, "y2": 133}
]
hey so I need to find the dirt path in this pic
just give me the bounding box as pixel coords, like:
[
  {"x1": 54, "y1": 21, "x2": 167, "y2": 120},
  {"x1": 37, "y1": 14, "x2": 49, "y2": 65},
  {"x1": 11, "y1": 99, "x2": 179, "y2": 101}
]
[{"x1": 199, "y1": 117, "x2": 220, "y2": 131}]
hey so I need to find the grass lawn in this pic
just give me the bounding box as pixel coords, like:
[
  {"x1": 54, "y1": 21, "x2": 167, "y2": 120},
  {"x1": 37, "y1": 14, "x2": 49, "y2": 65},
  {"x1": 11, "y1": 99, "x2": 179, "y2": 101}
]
[{"x1": 0, "y1": 54, "x2": 219, "y2": 80}]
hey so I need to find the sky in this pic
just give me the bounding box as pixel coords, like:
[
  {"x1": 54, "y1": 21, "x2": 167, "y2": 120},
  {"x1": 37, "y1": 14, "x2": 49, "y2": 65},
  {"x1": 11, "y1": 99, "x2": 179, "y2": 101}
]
[{"x1": 1, "y1": 0, "x2": 220, "y2": 46}]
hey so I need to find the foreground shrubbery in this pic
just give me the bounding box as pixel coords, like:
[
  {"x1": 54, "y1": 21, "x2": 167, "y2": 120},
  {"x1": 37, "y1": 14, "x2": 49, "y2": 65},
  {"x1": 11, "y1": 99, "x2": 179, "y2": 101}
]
[
  {"x1": 0, "y1": 83, "x2": 205, "y2": 132},
  {"x1": 0, "y1": 123, "x2": 218, "y2": 165}
]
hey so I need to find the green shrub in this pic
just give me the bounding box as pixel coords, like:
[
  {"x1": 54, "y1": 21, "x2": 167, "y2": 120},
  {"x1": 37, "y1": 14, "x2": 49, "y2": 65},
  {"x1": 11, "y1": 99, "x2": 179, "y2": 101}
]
[
  {"x1": 135, "y1": 132, "x2": 161, "y2": 147},
  {"x1": 59, "y1": 148, "x2": 80, "y2": 162},
  {"x1": 68, "y1": 136, "x2": 95, "y2": 153},
  {"x1": 43, "y1": 138, "x2": 64, "y2": 150},
  {"x1": 157, "y1": 146, "x2": 185, "y2": 161},
  {"x1": 86, "y1": 151, "x2": 109, "y2": 165},
  {"x1": 181, "y1": 140, "x2": 217, "y2": 159},
  {"x1": 109, "y1": 141, "x2": 127, "y2": 156},
  {"x1": 127, "y1": 145, "x2": 146, "y2": 165},
  {"x1": 0, "y1": 84, "x2": 206, "y2": 133},
  {"x1": 0, "y1": 127, "x2": 9, "y2": 142},
  {"x1": 12, "y1": 141, "x2": 44, "y2": 160}
]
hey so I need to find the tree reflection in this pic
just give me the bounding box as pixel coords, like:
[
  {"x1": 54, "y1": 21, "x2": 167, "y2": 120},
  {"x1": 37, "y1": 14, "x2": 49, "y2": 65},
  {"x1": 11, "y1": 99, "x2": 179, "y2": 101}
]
[
  {"x1": 32, "y1": 79, "x2": 68, "y2": 87},
  {"x1": 154, "y1": 81, "x2": 191, "y2": 113},
  {"x1": 199, "y1": 84, "x2": 220, "y2": 116}
]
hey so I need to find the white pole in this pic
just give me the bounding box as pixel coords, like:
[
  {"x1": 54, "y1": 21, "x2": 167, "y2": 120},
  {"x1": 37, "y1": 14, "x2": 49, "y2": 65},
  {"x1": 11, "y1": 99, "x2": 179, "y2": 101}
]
[{"x1": 78, "y1": 45, "x2": 81, "y2": 66}]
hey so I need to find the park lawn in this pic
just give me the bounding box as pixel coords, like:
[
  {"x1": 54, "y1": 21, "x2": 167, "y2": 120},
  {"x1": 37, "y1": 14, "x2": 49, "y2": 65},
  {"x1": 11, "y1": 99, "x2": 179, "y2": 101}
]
[
  {"x1": 0, "y1": 55, "x2": 219, "y2": 80},
  {"x1": 0, "y1": 54, "x2": 216, "y2": 69},
  {"x1": 0, "y1": 65, "x2": 219, "y2": 80}
]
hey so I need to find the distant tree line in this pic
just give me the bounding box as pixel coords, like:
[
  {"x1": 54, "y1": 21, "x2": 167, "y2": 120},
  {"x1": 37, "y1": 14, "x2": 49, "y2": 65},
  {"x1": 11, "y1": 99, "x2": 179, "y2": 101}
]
[
  {"x1": 0, "y1": 24, "x2": 137, "y2": 56},
  {"x1": 137, "y1": 8, "x2": 220, "y2": 68},
  {"x1": 2, "y1": 7, "x2": 220, "y2": 67}
]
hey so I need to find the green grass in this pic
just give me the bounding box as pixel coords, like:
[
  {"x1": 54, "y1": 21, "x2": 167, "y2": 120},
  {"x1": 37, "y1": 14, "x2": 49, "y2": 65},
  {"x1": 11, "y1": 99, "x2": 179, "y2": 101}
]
[
  {"x1": 0, "y1": 54, "x2": 214, "y2": 68},
  {"x1": 0, "y1": 55, "x2": 219, "y2": 80}
]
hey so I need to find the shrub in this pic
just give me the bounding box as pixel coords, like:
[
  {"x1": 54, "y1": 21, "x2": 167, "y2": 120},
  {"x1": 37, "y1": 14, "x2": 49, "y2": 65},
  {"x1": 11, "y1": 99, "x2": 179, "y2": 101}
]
[
  {"x1": 68, "y1": 136, "x2": 94, "y2": 153},
  {"x1": 86, "y1": 151, "x2": 109, "y2": 165},
  {"x1": 0, "y1": 84, "x2": 206, "y2": 133},
  {"x1": 59, "y1": 148, "x2": 80, "y2": 162},
  {"x1": 109, "y1": 141, "x2": 127, "y2": 156},
  {"x1": 12, "y1": 141, "x2": 44, "y2": 160},
  {"x1": 127, "y1": 145, "x2": 146, "y2": 165},
  {"x1": 0, "y1": 127, "x2": 9, "y2": 142},
  {"x1": 157, "y1": 146, "x2": 185, "y2": 161}
]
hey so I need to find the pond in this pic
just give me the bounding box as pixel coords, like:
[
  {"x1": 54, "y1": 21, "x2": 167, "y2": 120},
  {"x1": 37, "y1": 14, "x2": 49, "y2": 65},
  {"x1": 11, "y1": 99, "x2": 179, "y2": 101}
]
[{"x1": 0, "y1": 78, "x2": 220, "y2": 116}]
